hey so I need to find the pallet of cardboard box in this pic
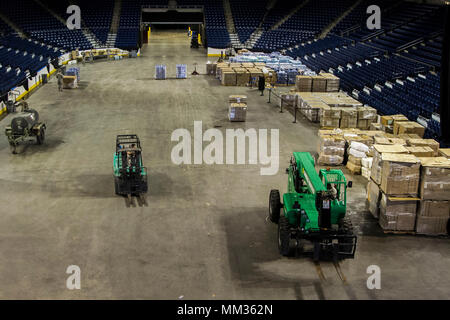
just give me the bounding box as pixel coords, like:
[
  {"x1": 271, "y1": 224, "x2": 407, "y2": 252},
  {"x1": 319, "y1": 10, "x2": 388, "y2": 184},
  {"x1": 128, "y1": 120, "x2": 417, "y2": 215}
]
[
  {"x1": 213, "y1": 62, "x2": 276, "y2": 86},
  {"x1": 367, "y1": 150, "x2": 450, "y2": 236},
  {"x1": 228, "y1": 95, "x2": 247, "y2": 122},
  {"x1": 295, "y1": 92, "x2": 376, "y2": 129},
  {"x1": 295, "y1": 73, "x2": 340, "y2": 92}
]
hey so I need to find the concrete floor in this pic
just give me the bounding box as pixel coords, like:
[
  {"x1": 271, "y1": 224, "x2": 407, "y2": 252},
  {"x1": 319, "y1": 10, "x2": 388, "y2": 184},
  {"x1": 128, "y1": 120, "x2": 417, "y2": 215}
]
[{"x1": 0, "y1": 31, "x2": 449, "y2": 300}]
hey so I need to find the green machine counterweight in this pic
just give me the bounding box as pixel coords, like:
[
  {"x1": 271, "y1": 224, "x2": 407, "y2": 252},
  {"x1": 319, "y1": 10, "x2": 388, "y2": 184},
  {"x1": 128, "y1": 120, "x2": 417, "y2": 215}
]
[
  {"x1": 269, "y1": 152, "x2": 357, "y2": 261},
  {"x1": 113, "y1": 135, "x2": 148, "y2": 196}
]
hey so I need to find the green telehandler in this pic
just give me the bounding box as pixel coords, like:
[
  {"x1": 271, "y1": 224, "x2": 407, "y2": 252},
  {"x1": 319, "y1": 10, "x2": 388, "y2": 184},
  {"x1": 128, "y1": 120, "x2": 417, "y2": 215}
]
[{"x1": 269, "y1": 152, "x2": 357, "y2": 261}]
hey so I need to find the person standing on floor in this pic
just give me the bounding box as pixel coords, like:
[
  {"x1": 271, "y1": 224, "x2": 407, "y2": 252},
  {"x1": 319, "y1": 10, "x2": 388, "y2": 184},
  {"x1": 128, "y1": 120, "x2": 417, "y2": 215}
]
[
  {"x1": 258, "y1": 75, "x2": 266, "y2": 96},
  {"x1": 56, "y1": 70, "x2": 64, "y2": 92}
]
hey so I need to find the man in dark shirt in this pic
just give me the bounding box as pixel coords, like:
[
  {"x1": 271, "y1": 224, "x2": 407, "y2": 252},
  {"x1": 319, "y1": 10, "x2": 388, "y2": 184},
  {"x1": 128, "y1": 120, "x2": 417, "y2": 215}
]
[{"x1": 258, "y1": 76, "x2": 266, "y2": 96}]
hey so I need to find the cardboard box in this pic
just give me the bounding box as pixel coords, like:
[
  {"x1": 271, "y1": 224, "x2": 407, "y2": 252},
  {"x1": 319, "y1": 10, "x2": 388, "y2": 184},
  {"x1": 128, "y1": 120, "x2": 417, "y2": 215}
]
[
  {"x1": 408, "y1": 139, "x2": 440, "y2": 156},
  {"x1": 221, "y1": 71, "x2": 237, "y2": 86},
  {"x1": 439, "y1": 148, "x2": 450, "y2": 159},
  {"x1": 357, "y1": 106, "x2": 377, "y2": 120},
  {"x1": 340, "y1": 108, "x2": 357, "y2": 129},
  {"x1": 346, "y1": 161, "x2": 361, "y2": 175},
  {"x1": 241, "y1": 62, "x2": 254, "y2": 68},
  {"x1": 374, "y1": 136, "x2": 393, "y2": 145},
  {"x1": 320, "y1": 106, "x2": 341, "y2": 118},
  {"x1": 229, "y1": 95, "x2": 247, "y2": 104},
  {"x1": 62, "y1": 76, "x2": 77, "y2": 89},
  {"x1": 295, "y1": 76, "x2": 312, "y2": 92},
  {"x1": 379, "y1": 193, "x2": 418, "y2": 231},
  {"x1": 391, "y1": 114, "x2": 409, "y2": 123},
  {"x1": 367, "y1": 179, "x2": 381, "y2": 218},
  {"x1": 416, "y1": 216, "x2": 449, "y2": 235},
  {"x1": 206, "y1": 62, "x2": 217, "y2": 75},
  {"x1": 405, "y1": 146, "x2": 435, "y2": 157},
  {"x1": 418, "y1": 200, "x2": 450, "y2": 217},
  {"x1": 370, "y1": 144, "x2": 409, "y2": 184},
  {"x1": 380, "y1": 116, "x2": 393, "y2": 126},
  {"x1": 235, "y1": 71, "x2": 250, "y2": 86},
  {"x1": 380, "y1": 153, "x2": 420, "y2": 197},
  {"x1": 418, "y1": 157, "x2": 450, "y2": 200},
  {"x1": 348, "y1": 154, "x2": 362, "y2": 166},
  {"x1": 320, "y1": 117, "x2": 340, "y2": 128},
  {"x1": 318, "y1": 135, "x2": 346, "y2": 156},
  {"x1": 357, "y1": 119, "x2": 374, "y2": 130},
  {"x1": 228, "y1": 103, "x2": 247, "y2": 122},
  {"x1": 389, "y1": 138, "x2": 406, "y2": 145},
  {"x1": 395, "y1": 121, "x2": 425, "y2": 137},
  {"x1": 317, "y1": 134, "x2": 345, "y2": 165},
  {"x1": 312, "y1": 76, "x2": 327, "y2": 92},
  {"x1": 320, "y1": 73, "x2": 340, "y2": 92}
]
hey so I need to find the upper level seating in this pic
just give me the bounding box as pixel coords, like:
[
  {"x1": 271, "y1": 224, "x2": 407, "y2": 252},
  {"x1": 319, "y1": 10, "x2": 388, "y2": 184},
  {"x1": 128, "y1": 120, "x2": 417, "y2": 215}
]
[
  {"x1": 277, "y1": 0, "x2": 354, "y2": 34},
  {"x1": 255, "y1": 0, "x2": 355, "y2": 52},
  {"x1": 0, "y1": 18, "x2": 14, "y2": 36},
  {"x1": 260, "y1": 2, "x2": 298, "y2": 31},
  {"x1": 347, "y1": 2, "x2": 439, "y2": 42},
  {"x1": 0, "y1": 34, "x2": 59, "y2": 95},
  {"x1": 368, "y1": 6, "x2": 444, "y2": 52},
  {"x1": 0, "y1": 66, "x2": 27, "y2": 97},
  {"x1": 297, "y1": 42, "x2": 381, "y2": 73},
  {"x1": 333, "y1": 55, "x2": 427, "y2": 92},
  {"x1": 116, "y1": 0, "x2": 141, "y2": 50},
  {"x1": 204, "y1": 0, "x2": 230, "y2": 48},
  {"x1": 358, "y1": 73, "x2": 440, "y2": 121},
  {"x1": 229, "y1": 0, "x2": 268, "y2": 43},
  {"x1": 69, "y1": 0, "x2": 114, "y2": 43},
  {"x1": 254, "y1": 30, "x2": 315, "y2": 52},
  {"x1": 0, "y1": 35, "x2": 62, "y2": 60},
  {"x1": 286, "y1": 35, "x2": 352, "y2": 59},
  {"x1": 0, "y1": 0, "x2": 91, "y2": 50},
  {"x1": 331, "y1": 0, "x2": 395, "y2": 35},
  {"x1": 400, "y1": 36, "x2": 443, "y2": 69}
]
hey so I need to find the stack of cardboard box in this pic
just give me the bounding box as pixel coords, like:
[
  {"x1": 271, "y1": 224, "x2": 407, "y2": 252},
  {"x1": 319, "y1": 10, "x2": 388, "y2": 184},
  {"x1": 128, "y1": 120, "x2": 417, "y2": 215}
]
[
  {"x1": 222, "y1": 70, "x2": 237, "y2": 86},
  {"x1": 312, "y1": 76, "x2": 327, "y2": 92},
  {"x1": 295, "y1": 76, "x2": 313, "y2": 92},
  {"x1": 357, "y1": 106, "x2": 377, "y2": 130},
  {"x1": 416, "y1": 157, "x2": 450, "y2": 235},
  {"x1": 340, "y1": 108, "x2": 358, "y2": 129},
  {"x1": 320, "y1": 106, "x2": 341, "y2": 128},
  {"x1": 317, "y1": 132, "x2": 346, "y2": 166},
  {"x1": 206, "y1": 62, "x2": 217, "y2": 76},
  {"x1": 228, "y1": 95, "x2": 247, "y2": 122},
  {"x1": 378, "y1": 153, "x2": 421, "y2": 231},
  {"x1": 367, "y1": 144, "x2": 409, "y2": 219},
  {"x1": 216, "y1": 61, "x2": 279, "y2": 87},
  {"x1": 321, "y1": 73, "x2": 340, "y2": 92}
]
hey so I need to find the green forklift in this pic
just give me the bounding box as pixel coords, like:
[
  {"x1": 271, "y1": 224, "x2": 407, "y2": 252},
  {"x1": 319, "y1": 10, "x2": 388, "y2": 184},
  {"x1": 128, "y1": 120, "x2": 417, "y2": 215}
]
[
  {"x1": 269, "y1": 152, "x2": 357, "y2": 261},
  {"x1": 113, "y1": 135, "x2": 148, "y2": 199}
]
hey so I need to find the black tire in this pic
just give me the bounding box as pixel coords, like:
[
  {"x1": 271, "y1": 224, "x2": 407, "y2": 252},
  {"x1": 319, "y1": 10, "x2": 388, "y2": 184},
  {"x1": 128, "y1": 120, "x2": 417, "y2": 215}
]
[
  {"x1": 269, "y1": 189, "x2": 281, "y2": 224},
  {"x1": 114, "y1": 178, "x2": 120, "y2": 195},
  {"x1": 278, "y1": 216, "x2": 294, "y2": 257},
  {"x1": 37, "y1": 128, "x2": 45, "y2": 145},
  {"x1": 339, "y1": 217, "x2": 354, "y2": 254},
  {"x1": 10, "y1": 144, "x2": 17, "y2": 154}
]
